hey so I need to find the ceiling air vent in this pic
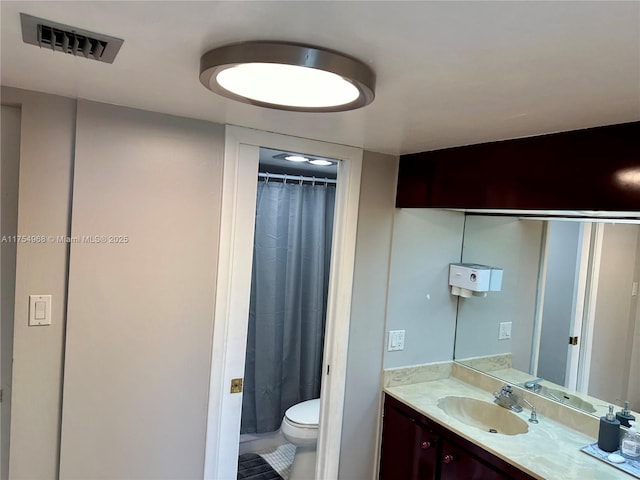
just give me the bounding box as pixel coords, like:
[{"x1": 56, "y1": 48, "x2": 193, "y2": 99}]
[{"x1": 20, "y1": 13, "x2": 123, "y2": 63}]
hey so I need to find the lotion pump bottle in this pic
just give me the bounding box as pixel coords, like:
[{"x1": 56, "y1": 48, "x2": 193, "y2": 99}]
[
  {"x1": 621, "y1": 420, "x2": 640, "y2": 460},
  {"x1": 616, "y1": 401, "x2": 636, "y2": 428},
  {"x1": 598, "y1": 405, "x2": 621, "y2": 452}
]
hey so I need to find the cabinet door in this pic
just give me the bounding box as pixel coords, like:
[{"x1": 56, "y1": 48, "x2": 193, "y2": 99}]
[
  {"x1": 380, "y1": 402, "x2": 420, "y2": 480},
  {"x1": 416, "y1": 425, "x2": 438, "y2": 480},
  {"x1": 439, "y1": 439, "x2": 511, "y2": 480}
]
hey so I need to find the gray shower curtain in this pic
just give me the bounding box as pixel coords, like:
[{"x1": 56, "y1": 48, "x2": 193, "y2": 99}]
[{"x1": 241, "y1": 179, "x2": 336, "y2": 434}]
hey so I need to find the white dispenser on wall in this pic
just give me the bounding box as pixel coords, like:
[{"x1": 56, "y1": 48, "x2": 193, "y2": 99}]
[{"x1": 449, "y1": 263, "x2": 503, "y2": 298}]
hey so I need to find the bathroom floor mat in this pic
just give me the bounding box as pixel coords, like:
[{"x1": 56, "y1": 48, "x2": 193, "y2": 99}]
[
  {"x1": 256, "y1": 443, "x2": 295, "y2": 480},
  {"x1": 237, "y1": 453, "x2": 283, "y2": 480}
]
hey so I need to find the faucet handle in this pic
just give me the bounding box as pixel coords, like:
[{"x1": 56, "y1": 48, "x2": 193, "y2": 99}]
[
  {"x1": 524, "y1": 378, "x2": 543, "y2": 389},
  {"x1": 501, "y1": 384, "x2": 513, "y2": 395},
  {"x1": 522, "y1": 397, "x2": 539, "y2": 424}
]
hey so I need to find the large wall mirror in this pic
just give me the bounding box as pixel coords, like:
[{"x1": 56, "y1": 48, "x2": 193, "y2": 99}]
[{"x1": 454, "y1": 213, "x2": 640, "y2": 421}]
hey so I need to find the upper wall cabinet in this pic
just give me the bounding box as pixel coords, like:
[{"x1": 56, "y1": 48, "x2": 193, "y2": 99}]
[{"x1": 396, "y1": 122, "x2": 640, "y2": 211}]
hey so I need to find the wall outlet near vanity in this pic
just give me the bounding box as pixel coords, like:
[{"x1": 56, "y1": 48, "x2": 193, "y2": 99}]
[
  {"x1": 498, "y1": 322, "x2": 512, "y2": 340},
  {"x1": 388, "y1": 330, "x2": 405, "y2": 351}
]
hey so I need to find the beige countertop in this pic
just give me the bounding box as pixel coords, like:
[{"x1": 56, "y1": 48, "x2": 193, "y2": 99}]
[{"x1": 385, "y1": 377, "x2": 634, "y2": 480}]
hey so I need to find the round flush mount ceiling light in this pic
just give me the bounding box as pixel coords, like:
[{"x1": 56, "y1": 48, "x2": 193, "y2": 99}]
[{"x1": 199, "y1": 41, "x2": 375, "y2": 112}]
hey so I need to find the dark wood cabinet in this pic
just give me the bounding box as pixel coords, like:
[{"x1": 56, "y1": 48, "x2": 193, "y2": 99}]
[
  {"x1": 439, "y1": 439, "x2": 509, "y2": 480},
  {"x1": 380, "y1": 395, "x2": 535, "y2": 480},
  {"x1": 380, "y1": 396, "x2": 438, "y2": 480},
  {"x1": 396, "y1": 121, "x2": 640, "y2": 212},
  {"x1": 416, "y1": 424, "x2": 439, "y2": 480},
  {"x1": 379, "y1": 395, "x2": 424, "y2": 479}
]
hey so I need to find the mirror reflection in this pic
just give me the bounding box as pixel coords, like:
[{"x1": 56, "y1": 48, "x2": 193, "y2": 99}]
[{"x1": 454, "y1": 214, "x2": 640, "y2": 421}]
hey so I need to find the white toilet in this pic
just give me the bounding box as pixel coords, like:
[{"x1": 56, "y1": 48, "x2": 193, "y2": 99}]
[{"x1": 280, "y1": 398, "x2": 320, "y2": 480}]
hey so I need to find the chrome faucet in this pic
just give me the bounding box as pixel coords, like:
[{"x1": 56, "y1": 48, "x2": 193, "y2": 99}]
[
  {"x1": 523, "y1": 378, "x2": 543, "y2": 393},
  {"x1": 493, "y1": 385, "x2": 523, "y2": 412}
]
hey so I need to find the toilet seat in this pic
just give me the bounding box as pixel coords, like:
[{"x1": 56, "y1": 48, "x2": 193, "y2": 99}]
[
  {"x1": 284, "y1": 417, "x2": 319, "y2": 429},
  {"x1": 281, "y1": 416, "x2": 318, "y2": 443},
  {"x1": 284, "y1": 398, "x2": 320, "y2": 427}
]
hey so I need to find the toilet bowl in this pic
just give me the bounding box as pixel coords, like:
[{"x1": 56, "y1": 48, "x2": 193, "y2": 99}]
[{"x1": 280, "y1": 398, "x2": 320, "y2": 480}]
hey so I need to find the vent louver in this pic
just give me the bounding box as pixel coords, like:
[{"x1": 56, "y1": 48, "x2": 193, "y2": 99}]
[{"x1": 20, "y1": 13, "x2": 123, "y2": 63}]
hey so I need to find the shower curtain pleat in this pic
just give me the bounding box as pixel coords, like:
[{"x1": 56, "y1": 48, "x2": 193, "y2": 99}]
[{"x1": 241, "y1": 180, "x2": 336, "y2": 434}]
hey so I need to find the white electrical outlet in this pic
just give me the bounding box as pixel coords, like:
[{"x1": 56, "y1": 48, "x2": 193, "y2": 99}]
[
  {"x1": 498, "y1": 322, "x2": 512, "y2": 340},
  {"x1": 388, "y1": 330, "x2": 405, "y2": 351}
]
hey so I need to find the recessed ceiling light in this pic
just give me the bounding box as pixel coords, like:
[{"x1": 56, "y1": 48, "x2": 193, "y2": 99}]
[
  {"x1": 200, "y1": 41, "x2": 375, "y2": 112},
  {"x1": 309, "y1": 159, "x2": 333, "y2": 166},
  {"x1": 285, "y1": 155, "x2": 309, "y2": 163}
]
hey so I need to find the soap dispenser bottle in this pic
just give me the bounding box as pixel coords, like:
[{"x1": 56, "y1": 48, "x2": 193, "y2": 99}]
[
  {"x1": 621, "y1": 420, "x2": 640, "y2": 460},
  {"x1": 616, "y1": 401, "x2": 636, "y2": 428},
  {"x1": 598, "y1": 405, "x2": 621, "y2": 452}
]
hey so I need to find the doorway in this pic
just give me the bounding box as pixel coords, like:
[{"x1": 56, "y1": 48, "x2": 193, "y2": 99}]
[
  {"x1": 237, "y1": 149, "x2": 338, "y2": 478},
  {"x1": 204, "y1": 127, "x2": 363, "y2": 480},
  {"x1": 536, "y1": 221, "x2": 591, "y2": 390}
]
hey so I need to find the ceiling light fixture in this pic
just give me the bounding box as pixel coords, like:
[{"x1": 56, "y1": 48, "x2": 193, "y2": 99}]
[
  {"x1": 285, "y1": 155, "x2": 309, "y2": 163},
  {"x1": 309, "y1": 159, "x2": 333, "y2": 166},
  {"x1": 199, "y1": 41, "x2": 375, "y2": 112}
]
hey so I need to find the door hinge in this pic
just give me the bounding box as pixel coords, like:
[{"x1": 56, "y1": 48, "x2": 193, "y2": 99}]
[
  {"x1": 569, "y1": 336, "x2": 579, "y2": 346},
  {"x1": 230, "y1": 378, "x2": 243, "y2": 394},
  {"x1": 0, "y1": 389, "x2": 3, "y2": 403},
  {"x1": 326, "y1": 364, "x2": 330, "y2": 375}
]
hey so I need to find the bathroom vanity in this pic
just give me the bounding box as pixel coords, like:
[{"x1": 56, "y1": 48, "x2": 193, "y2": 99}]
[
  {"x1": 382, "y1": 120, "x2": 640, "y2": 479},
  {"x1": 380, "y1": 363, "x2": 636, "y2": 480},
  {"x1": 380, "y1": 394, "x2": 534, "y2": 480}
]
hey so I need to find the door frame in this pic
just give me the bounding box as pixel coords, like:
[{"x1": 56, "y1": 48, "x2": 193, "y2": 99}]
[
  {"x1": 203, "y1": 126, "x2": 363, "y2": 480},
  {"x1": 530, "y1": 221, "x2": 549, "y2": 377},
  {"x1": 576, "y1": 222, "x2": 604, "y2": 393},
  {"x1": 565, "y1": 222, "x2": 592, "y2": 390}
]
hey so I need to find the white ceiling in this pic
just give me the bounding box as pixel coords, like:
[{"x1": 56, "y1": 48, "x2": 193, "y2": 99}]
[{"x1": 1, "y1": 1, "x2": 638, "y2": 155}]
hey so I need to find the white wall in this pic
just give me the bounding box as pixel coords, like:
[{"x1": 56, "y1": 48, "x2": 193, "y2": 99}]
[
  {"x1": 339, "y1": 151, "x2": 397, "y2": 479},
  {"x1": 384, "y1": 209, "x2": 465, "y2": 369},
  {"x1": 1, "y1": 104, "x2": 21, "y2": 480},
  {"x1": 58, "y1": 100, "x2": 224, "y2": 479},
  {"x1": 455, "y1": 216, "x2": 544, "y2": 372},
  {"x1": 537, "y1": 221, "x2": 582, "y2": 385},
  {"x1": 2, "y1": 87, "x2": 404, "y2": 480},
  {"x1": 588, "y1": 223, "x2": 640, "y2": 406},
  {"x1": 2, "y1": 87, "x2": 76, "y2": 480}
]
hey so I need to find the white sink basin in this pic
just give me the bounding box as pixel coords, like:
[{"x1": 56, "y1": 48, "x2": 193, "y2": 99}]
[{"x1": 437, "y1": 396, "x2": 529, "y2": 435}]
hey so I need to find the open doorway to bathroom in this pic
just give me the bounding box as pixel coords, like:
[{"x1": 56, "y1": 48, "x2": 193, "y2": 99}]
[
  {"x1": 204, "y1": 126, "x2": 362, "y2": 480},
  {"x1": 237, "y1": 149, "x2": 338, "y2": 480}
]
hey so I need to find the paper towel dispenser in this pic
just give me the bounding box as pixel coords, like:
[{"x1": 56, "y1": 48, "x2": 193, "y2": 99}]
[{"x1": 449, "y1": 263, "x2": 503, "y2": 297}]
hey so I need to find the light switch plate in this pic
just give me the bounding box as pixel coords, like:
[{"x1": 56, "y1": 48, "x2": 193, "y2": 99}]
[
  {"x1": 388, "y1": 330, "x2": 405, "y2": 351},
  {"x1": 29, "y1": 295, "x2": 51, "y2": 326},
  {"x1": 498, "y1": 322, "x2": 512, "y2": 340}
]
